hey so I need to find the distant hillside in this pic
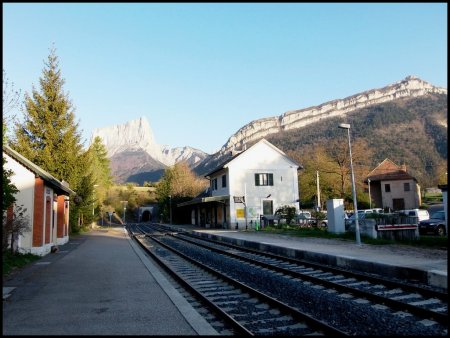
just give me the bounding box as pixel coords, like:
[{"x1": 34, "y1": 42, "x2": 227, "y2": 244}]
[
  {"x1": 194, "y1": 77, "x2": 447, "y2": 178},
  {"x1": 195, "y1": 94, "x2": 447, "y2": 187}
]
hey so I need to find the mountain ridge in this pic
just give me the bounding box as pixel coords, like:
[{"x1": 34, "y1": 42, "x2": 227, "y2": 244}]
[
  {"x1": 195, "y1": 76, "x2": 446, "y2": 174},
  {"x1": 220, "y1": 76, "x2": 446, "y2": 154},
  {"x1": 91, "y1": 76, "x2": 447, "y2": 184}
]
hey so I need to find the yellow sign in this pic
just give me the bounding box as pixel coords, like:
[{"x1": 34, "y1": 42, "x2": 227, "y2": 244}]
[{"x1": 236, "y1": 209, "x2": 245, "y2": 218}]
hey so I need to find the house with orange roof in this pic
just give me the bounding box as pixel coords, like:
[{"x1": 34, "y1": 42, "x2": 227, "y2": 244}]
[{"x1": 364, "y1": 158, "x2": 421, "y2": 211}]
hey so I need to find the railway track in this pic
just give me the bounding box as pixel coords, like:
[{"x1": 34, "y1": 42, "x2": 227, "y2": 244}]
[{"x1": 128, "y1": 223, "x2": 448, "y2": 336}]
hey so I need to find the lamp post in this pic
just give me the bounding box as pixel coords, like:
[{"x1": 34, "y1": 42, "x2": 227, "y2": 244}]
[
  {"x1": 121, "y1": 201, "x2": 128, "y2": 225},
  {"x1": 338, "y1": 123, "x2": 361, "y2": 245},
  {"x1": 92, "y1": 184, "x2": 99, "y2": 228},
  {"x1": 92, "y1": 184, "x2": 99, "y2": 216},
  {"x1": 368, "y1": 178, "x2": 372, "y2": 209}
]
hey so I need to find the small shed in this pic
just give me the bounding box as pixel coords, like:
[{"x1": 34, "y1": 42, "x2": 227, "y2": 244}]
[{"x1": 3, "y1": 145, "x2": 75, "y2": 256}]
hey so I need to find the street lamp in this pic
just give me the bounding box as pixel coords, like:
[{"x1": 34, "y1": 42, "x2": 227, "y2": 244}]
[
  {"x1": 368, "y1": 178, "x2": 372, "y2": 209},
  {"x1": 121, "y1": 201, "x2": 128, "y2": 225},
  {"x1": 338, "y1": 123, "x2": 361, "y2": 245},
  {"x1": 92, "y1": 184, "x2": 99, "y2": 216},
  {"x1": 92, "y1": 184, "x2": 99, "y2": 228}
]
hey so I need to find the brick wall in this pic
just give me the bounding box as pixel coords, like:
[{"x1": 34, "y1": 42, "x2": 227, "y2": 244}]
[
  {"x1": 32, "y1": 178, "x2": 44, "y2": 247},
  {"x1": 57, "y1": 195, "x2": 65, "y2": 238}
]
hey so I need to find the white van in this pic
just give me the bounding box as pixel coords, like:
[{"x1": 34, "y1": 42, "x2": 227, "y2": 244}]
[
  {"x1": 358, "y1": 208, "x2": 383, "y2": 214},
  {"x1": 398, "y1": 209, "x2": 430, "y2": 222}
]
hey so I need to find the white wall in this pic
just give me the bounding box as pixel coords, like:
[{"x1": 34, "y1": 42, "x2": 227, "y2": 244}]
[
  {"x1": 210, "y1": 169, "x2": 229, "y2": 197},
  {"x1": 381, "y1": 179, "x2": 420, "y2": 210},
  {"x1": 4, "y1": 153, "x2": 35, "y2": 252},
  {"x1": 226, "y1": 141, "x2": 299, "y2": 228}
]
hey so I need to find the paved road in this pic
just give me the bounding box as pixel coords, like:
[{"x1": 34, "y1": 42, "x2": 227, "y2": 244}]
[{"x1": 3, "y1": 227, "x2": 218, "y2": 335}]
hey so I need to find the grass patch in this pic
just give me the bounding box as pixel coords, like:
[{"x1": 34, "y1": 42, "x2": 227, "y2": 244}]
[
  {"x1": 258, "y1": 225, "x2": 447, "y2": 249},
  {"x1": 3, "y1": 251, "x2": 41, "y2": 277}
]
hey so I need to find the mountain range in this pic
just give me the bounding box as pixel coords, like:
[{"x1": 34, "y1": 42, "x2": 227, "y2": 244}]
[
  {"x1": 91, "y1": 118, "x2": 208, "y2": 183},
  {"x1": 91, "y1": 76, "x2": 447, "y2": 185}
]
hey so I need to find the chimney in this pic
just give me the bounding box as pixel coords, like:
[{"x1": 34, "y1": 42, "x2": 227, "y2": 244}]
[
  {"x1": 231, "y1": 143, "x2": 245, "y2": 156},
  {"x1": 401, "y1": 164, "x2": 407, "y2": 172}
]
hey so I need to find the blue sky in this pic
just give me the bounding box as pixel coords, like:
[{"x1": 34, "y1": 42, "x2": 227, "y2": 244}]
[{"x1": 3, "y1": 3, "x2": 447, "y2": 153}]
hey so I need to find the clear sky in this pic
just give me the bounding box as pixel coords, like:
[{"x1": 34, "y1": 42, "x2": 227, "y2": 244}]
[{"x1": 3, "y1": 3, "x2": 447, "y2": 154}]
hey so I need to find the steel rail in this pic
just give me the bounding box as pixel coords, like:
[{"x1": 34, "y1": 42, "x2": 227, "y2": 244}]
[
  {"x1": 131, "y1": 230, "x2": 252, "y2": 336},
  {"x1": 177, "y1": 230, "x2": 448, "y2": 300},
  {"x1": 171, "y1": 232, "x2": 448, "y2": 325},
  {"x1": 132, "y1": 227, "x2": 348, "y2": 336}
]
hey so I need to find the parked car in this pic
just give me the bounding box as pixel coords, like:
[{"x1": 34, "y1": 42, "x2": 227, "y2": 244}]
[
  {"x1": 296, "y1": 211, "x2": 312, "y2": 220},
  {"x1": 398, "y1": 209, "x2": 430, "y2": 223},
  {"x1": 358, "y1": 208, "x2": 383, "y2": 215},
  {"x1": 345, "y1": 212, "x2": 367, "y2": 230},
  {"x1": 418, "y1": 210, "x2": 446, "y2": 236},
  {"x1": 295, "y1": 211, "x2": 313, "y2": 225}
]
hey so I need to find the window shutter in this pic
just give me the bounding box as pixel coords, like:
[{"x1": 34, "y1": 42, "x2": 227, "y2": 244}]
[
  {"x1": 255, "y1": 174, "x2": 259, "y2": 186},
  {"x1": 269, "y1": 174, "x2": 273, "y2": 186}
]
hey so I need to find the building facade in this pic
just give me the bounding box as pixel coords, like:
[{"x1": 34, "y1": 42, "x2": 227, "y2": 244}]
[
  {"x1": 365, "y1": 159, "x2": 421, "y2": 211},
  {"x1": 3, "y1": 145, "x2": 75, "y2": 256},
  {"x1": 178, "y1": 139, "x2": 302, "y2": 229}
]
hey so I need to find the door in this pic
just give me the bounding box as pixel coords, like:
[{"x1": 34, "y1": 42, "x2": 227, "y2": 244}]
[
  {"x1": 262, "y1": 200, "x2": 273, "y2": 215},
  {"x1": 393, "y1": 198, "x2": 405, "y2": 211}
]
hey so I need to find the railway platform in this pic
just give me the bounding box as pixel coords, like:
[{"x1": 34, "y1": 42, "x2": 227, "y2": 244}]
[
  {"x1": 161, "y1": 223, "x2": 448, "y2": 291},
  {"x1": 2, "y1": 226, "x2": 219, "y2": 335}
]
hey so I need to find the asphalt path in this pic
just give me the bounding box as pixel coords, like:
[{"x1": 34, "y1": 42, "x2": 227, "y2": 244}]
[{"x1": 2, "y1": 226, "x2": 218, "y2": 335}]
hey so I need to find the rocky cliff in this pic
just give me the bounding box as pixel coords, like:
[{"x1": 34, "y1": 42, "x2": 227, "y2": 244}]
[
  {"x1": 91, "y1": 117, "x2": 208, "y2": 167},
  {"x1": 219, "y1": 76, "x2": 447, "y2": 155}
]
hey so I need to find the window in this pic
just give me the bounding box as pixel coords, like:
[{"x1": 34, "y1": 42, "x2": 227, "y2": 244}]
[
  {"x1": 221, "y1": 174, "x2": 227, "y2": 188},
  {"x1": 385, "y1": 184, "x2": 391, "y2": 193},
  {"x1": 255, "y1": 173, "x2": 274, "y2": 186},
  {"x1": 211, "y1": 178, "x2": 217, "y2": 191},
  {"x1": 404, "y1": 182, "x2": 410, "y2": 192}
]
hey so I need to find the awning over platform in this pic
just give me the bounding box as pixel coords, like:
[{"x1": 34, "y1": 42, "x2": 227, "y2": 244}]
[{"x1": 177, "y1": 195, "x2": 230, "y2": 207}]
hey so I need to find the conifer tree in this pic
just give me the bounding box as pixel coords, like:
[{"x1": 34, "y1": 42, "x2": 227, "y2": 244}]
[
  {"x1": 89, "y1": 136, "x2": 113, "y2": 188},
  {"x1": 12, "y1": 47, "x2": 83, "y2": 188},
  {"x1": 87, "y1": 136, "x2": 114, "y2": 222}
]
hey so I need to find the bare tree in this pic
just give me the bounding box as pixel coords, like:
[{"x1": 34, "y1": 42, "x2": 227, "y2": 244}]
[
  {"x1": 2, "y1": 204, "x2": 31, "y2": 254},
  {"x1": 2, "y1": 69, "x2": 22, "y2": 142}
]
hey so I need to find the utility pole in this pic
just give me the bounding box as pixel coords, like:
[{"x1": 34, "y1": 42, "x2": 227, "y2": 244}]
[
  {"x1": 169, "y1": 195, "x2": 172, "y2": 225},
  {"x1": 316, "y1": 170, "x2": 321, "y2": 211}
]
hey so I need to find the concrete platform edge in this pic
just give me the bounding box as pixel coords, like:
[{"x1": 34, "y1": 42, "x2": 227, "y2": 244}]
[{"x1": 189, "y1": 230, "x2": 447, "y2": 291}]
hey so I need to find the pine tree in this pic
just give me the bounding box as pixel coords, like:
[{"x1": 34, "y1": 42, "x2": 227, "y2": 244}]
[
  {"x1": 89, "y1": 136, "x2": 113, "y2": 188},
  {"x1": 12, "y1": 47, "x2": 83, "y2": 187},
  {"x1": 10, "y1": 46, "x2": 94, "y2": 232},
  {"x1": 87, "y1": 136, "x2": 114, "y2": 223},
  {"x1": 69, "y1": 150, "x2": 96, "y2": 232}
]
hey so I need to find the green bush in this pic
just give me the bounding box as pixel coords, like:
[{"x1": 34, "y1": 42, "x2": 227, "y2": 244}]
[
  {"x1": 3, "y1": 251, "x2": 40, "y2": 276},
  {"x1": 275, "y1": 205, "x2": 297, "y2": 225}
]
